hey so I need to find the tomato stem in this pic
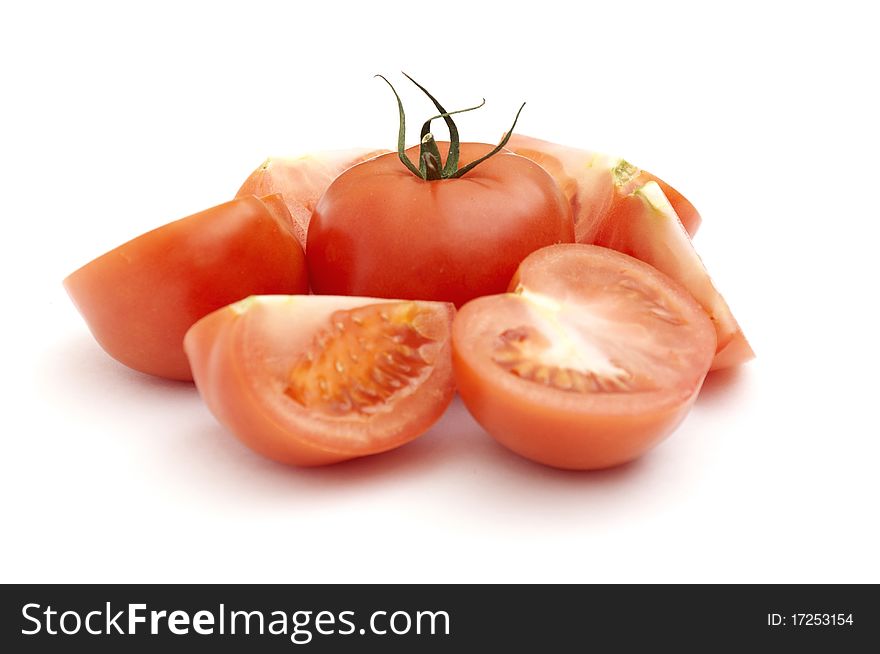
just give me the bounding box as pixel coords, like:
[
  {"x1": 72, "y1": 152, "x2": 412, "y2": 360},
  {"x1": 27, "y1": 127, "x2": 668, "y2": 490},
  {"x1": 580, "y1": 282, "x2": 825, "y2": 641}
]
[
  {"x1": 405, "y1": 72, "x2": 477, "y2": 177},
  {"x1": 377, "y1": 73, "x2": 526, "y2": 180},
  {"x1": 418, "y1": 98, "x2": 485, "y2": 178},
  {"x1": 375, "y1": 75, "x2": 422, "y2": 178},
  {"x1": 420, "y1": 99, "x2": 486, "y2": 135},
  {"x1": 420, "y1": 133, "x2": 443, "y2": 180},
  {"x1": 449, "y1": 102, "x2": 526, "y2": 179}
]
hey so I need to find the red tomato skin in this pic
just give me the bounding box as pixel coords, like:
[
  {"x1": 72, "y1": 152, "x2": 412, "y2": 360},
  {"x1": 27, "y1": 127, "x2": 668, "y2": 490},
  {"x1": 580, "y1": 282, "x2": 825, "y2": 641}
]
[
  {"x1": 454, "y1": 341, "x2": 702, "y2": 470},
  {"x1": 184, "y1": 304, "x2": 351, "y2": 466},
  {"x1": 307, "y1": 143, "x2": 574, "y2": 307},
  {"x1": 184, "y1": 297, "x2": 457, "y2": 466},
  {"x1": 64, "y1": 195, "x2": 308, "y2": 381}
]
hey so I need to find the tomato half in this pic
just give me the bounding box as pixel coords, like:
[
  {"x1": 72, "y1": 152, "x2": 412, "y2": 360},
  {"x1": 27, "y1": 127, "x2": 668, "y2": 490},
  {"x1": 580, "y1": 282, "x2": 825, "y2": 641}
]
[
  {"x1": 506, "y1": 133, "x2": 702, "y2": 239},
  {"x1": 64, "y1": 195, "x2": 308, "y2": 381},
  {"x1": 453, "y1": 244, "x2": 716, "y2": 470},
  {"x1": 184, "y1": 295, "x2": 456, "y2": 466},
  {"x1": 236, "y1": 148, "x2": 389, "y2": 249},
  {"x1": 306, "y1": 142, "x2": 574, "y2": 307}
]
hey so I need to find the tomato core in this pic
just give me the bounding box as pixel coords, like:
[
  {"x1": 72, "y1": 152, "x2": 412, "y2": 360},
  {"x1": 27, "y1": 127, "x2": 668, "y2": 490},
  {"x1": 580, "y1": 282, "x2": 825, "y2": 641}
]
[
  {"x1": 492, "y1": 325, "x2": 638, "y2": 393},
  {"x1": 490, "y1": 280, "x2": 696, "y2": 396}
]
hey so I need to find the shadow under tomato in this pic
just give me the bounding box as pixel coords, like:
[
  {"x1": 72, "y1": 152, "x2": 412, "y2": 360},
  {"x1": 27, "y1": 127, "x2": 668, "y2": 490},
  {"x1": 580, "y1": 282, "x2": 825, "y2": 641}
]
[
  {"x1": 192, "y1": 400, "x2": 482, "y2": 491},
  {"x1": 43, "y1": 330, "x2": 194, "y2": 394},
  {"x1": 48, "y1": 329, "x2": 689, "y2": 523},
  {"x1": 185, "y1": 393, "x2": 662, "y2": 499},
  {"x1": 486, "y1": 440, "x2": 653, "y2": 482},
  {"x1": 434, "y1": 405, "x2": 712, "y2": 527},
  {"x1": 697, "y1": 365, "x2": 752, "y2": 407}
]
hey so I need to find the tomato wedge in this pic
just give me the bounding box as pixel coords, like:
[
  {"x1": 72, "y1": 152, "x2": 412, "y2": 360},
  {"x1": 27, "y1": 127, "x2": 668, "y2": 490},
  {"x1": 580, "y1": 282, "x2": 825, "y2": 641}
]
[
  {"x1": 453, "y1": 244, "x2": 716, "y2": 470},
  {"x1": 506, "y1": 133, "x2": 701, "y2": 239},
  {"x1": 64, "y1": 195, "x2": 308, "y2": 381},
  {"x1": 507, "y1": 134, "x2": 753, "y2": 370},
  {"x1": 596, "y1": 181, "x2": 754, "y2": 370},
  {"x1": 184, "y1": 295, "x2": 456, "y2": 466},
  {"x1": 236, "y1": 148, "x2": 390, "y2": 249}
]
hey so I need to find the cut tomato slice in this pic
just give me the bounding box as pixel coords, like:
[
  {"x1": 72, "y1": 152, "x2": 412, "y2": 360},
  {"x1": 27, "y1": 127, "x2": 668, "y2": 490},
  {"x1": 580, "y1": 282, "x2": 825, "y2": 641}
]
[
  {"x1": 453, "y1": 244, "x2": 716, "y2": 470},
  {"x1": 184, "y1": 295, "x2": 456, "y2": 466},
  {"x1": 236, "y1": 148, "x2": 390, "y2": 249}
]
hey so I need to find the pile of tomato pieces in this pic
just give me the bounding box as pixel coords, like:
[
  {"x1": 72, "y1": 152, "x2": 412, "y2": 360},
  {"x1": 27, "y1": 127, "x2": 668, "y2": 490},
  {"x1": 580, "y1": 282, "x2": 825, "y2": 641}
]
[{"x1": 66, "y1": 95, "x2": 752, "y2": 471}]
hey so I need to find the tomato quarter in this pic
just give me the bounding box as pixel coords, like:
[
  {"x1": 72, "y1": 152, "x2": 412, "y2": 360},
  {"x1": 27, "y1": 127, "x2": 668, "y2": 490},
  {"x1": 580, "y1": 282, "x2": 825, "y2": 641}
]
[
  {"x1": 64, "y1": 194, "x2": 308, "y2": 381},
  {"x1": 594, "y1": 181, "x2": 753, "y2": 370},
  {"x1": 453, "y1": 244, "x2": 716, "y2": 470},
  {"x1": 184, "y1": 295, "x2": 456, "y2": 466}
]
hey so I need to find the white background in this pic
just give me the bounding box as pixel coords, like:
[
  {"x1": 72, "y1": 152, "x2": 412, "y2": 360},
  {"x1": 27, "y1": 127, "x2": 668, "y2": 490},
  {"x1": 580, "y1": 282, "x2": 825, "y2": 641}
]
[{"x1": 2, "y1": 1, "x2": 878, "y2": 583}]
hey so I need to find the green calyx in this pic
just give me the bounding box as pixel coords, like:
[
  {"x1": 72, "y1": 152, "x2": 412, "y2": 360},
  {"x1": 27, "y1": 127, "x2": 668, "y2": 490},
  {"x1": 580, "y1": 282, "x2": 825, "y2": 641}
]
[{"x1": 375, "y1": 73, "x2": 525, "y2": 180}]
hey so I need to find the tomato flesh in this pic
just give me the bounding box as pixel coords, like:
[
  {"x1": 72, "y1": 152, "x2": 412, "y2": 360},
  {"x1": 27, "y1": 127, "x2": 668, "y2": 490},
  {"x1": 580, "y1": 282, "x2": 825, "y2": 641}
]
[
  {"x1": 453, "y1": 244, "x2": 716, "y2": 470},
  {"x1": 285, "y1": 301, "x2": 440, "y2": 415},
  {"x1": 184, "y1": 295, "x2": 455, "y2": 466}
]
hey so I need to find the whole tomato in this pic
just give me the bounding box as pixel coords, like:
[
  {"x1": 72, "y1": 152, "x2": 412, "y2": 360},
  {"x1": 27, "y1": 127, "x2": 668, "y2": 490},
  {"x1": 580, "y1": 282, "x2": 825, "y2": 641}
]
[
  {"x1": 306, "y1": 75, "x2": 574, "y2": 307},
  {"x1": 307, "y1": 141, "x2": 573, "y2": 307}
]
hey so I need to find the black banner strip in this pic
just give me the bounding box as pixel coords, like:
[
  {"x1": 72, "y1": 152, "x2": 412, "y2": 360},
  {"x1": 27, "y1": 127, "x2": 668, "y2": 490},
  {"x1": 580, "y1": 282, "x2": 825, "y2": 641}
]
[{"x1": 1, "y1": 584, "x2": 876, "y2": 651}]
